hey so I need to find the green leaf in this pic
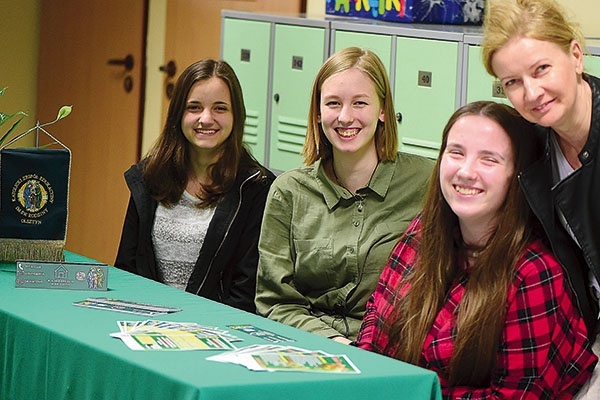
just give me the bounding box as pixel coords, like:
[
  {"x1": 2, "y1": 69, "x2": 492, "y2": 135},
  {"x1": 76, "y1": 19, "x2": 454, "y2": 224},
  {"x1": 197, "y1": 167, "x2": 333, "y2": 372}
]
[
  {"x1": 56, "y1": 105, "x2": 72, "y2": 121},
  {"x1": 0, "y1": 111, "x2": 27, "y2": 127},
  {"x1": 37, "y1": 105, "x2": 73, "y2": 129},
  {"x1": 0, "y1": 114, "x2": 26, "y2": 145}
]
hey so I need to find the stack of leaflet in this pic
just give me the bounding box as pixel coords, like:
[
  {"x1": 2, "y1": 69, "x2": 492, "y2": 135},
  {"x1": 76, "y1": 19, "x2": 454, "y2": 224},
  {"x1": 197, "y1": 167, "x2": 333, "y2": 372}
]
[
  {"x1": 207, "y1": 344, "x2": 361, "y2": 373},
  {"x1": 111, "y1": 320, "x2": 242, "y2": 351}
]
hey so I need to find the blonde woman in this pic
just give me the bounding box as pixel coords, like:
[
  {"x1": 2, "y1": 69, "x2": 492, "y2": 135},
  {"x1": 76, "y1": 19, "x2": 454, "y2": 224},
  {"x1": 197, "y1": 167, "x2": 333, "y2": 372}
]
[
  {"x1": 482, "y1": 1, "x2": 600, "y2": 396},
  {"x1": 255, "y1": 47, "x2": 433, "y2": 343}
]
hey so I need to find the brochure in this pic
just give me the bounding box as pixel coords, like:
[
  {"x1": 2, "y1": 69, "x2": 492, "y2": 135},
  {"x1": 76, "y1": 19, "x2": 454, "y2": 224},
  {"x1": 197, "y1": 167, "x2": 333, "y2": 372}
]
[
  {"x1": 73, "y1": 297, "x2": 181, "y2": 316},
  {"x1": 207, "y1": 344, "x2": 361, "y2": 374},
  {"x1": 111, "y1": 320, "x2": 241, "y2": 351}
]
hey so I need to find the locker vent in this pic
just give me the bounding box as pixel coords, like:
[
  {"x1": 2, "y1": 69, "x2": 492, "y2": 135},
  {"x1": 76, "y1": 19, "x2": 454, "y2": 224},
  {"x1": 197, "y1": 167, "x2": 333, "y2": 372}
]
[
  {"x1": 275, "y1": 116, "x2": 307, "y2": 154},
  {"x1": 243, "y1": 109, "x2": 259, "y2": 145}
]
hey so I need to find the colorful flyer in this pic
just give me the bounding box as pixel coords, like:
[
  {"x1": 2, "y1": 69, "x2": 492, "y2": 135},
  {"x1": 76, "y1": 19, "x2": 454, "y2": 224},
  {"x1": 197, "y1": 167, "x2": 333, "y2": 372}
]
[
  {"x1": 111, "y1": 320, "x2": 241, "y2": 351},
  {"x1": 207, "y1": 345, "x2": 361, "y2": 374}
]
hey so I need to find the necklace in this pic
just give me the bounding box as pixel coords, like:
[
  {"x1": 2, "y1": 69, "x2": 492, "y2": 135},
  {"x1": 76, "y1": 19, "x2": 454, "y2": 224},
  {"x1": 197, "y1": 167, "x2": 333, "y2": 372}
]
[
  {"x1": 462, "y1": 242, "x2": 483, "y2": 262},
  {"x1": 331, "y1": 162, "x2": 368, "y2": 212}
]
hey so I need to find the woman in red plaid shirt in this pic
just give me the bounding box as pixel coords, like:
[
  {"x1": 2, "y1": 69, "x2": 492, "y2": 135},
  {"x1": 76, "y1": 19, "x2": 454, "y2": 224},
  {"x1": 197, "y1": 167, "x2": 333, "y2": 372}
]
[{"x1": 356, "y1": 101, "x2": 597, "y2": 399}]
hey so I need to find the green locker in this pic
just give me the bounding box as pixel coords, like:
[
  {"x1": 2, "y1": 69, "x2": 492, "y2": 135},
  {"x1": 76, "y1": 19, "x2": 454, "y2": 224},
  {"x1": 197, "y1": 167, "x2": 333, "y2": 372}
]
[
  {"x1": 333, "y1": 30, "x2": 392, "y2": 74},
  {"x1": 585, "y1": 54, "x2": 600, "y2": 77},
  {"x1": 221, "y1": 17, "x2": 271, "y2": 164},
  {"x1": 269, "y1": 24, "x2": 327, "y2": 172},
  {"x1": 585, "y1": 42, "x2": 600, "y2": 77},
  {"x1": 394, "y1": 36, "x2": 460, "y2": 159},
  {"x1": 465, "y1": 44, "x2": 511, "y2": 106}
]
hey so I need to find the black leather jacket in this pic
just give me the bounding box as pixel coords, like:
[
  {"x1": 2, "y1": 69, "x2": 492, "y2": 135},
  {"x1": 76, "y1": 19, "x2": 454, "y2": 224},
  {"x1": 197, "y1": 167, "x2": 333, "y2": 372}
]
[
  {"x1": 519, "y1": 73, "x2": 600, "y2": 336},
  {"x1": 114, "y1": 160, "x2": 275, "y2": 313}
]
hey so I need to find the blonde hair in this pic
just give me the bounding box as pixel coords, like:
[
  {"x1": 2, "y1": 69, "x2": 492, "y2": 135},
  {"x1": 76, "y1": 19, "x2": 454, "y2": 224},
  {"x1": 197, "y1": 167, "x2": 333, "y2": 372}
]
[
  {"x1": 302, "y1": 47, "x2": 398, "y2": 165},
  {"x1": 481, "y1": 0, "x2": 586, "y2": 77}
]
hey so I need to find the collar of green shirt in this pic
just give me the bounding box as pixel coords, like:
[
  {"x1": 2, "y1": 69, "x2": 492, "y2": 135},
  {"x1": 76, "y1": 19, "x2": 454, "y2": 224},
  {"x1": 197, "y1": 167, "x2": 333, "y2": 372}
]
[{"x1": 312, "y1": 156, "x2": 397, "y2": 210}]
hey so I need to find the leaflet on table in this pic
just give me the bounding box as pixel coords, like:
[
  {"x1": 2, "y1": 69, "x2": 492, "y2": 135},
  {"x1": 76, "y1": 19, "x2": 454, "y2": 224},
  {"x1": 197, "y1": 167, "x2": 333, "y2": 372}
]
[
  {"x1": 111, "y1": 320, "x2": 242, "y2": 351},
  {"x1": 207, "y1": 344, "x2": 361, "y2": 374},
  {"x1": 73, "y1": 297, "x2": 181, "y2": 316}
]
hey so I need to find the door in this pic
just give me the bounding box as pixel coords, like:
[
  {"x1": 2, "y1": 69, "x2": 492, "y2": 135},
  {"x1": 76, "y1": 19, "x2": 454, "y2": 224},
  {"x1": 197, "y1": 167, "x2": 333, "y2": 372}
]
[
  {"x1": 394, "y1": 36, "x2": 459, "y2": 159},
  {"x1": 37, "y1": 0, "x2": 146, "y2": 264},
  {"x1": 222, "y1": 18, "x2": 272, "y2": 163},
  {"x1": 269, "y1": 23, "x2": 328, "y2": 172},
  {"x1": 333, "y1": 30, "x2": 393, "y2": 74}
]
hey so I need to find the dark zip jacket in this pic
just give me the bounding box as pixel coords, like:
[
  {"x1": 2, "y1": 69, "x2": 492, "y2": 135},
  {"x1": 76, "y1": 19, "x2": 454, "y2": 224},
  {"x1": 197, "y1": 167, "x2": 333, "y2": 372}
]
[
  {"x1": 114, "y1": 161, "x2": 275, "y2": 313},
  {"x1": 519, "y1": 73, "x2": 600, "y2": 336}
]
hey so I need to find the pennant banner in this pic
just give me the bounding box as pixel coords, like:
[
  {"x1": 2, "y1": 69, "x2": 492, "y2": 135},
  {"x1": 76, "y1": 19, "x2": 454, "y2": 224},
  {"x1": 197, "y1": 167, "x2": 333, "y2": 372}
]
[{"x1": 0, "y1": 148, "x2": 70, "y2": 262}]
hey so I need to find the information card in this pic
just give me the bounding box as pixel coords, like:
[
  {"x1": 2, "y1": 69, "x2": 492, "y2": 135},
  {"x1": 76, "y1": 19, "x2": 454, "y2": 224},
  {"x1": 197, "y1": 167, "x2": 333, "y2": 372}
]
[{"x1": 15, "y1": 260, "x2": 108, "y2": 291}]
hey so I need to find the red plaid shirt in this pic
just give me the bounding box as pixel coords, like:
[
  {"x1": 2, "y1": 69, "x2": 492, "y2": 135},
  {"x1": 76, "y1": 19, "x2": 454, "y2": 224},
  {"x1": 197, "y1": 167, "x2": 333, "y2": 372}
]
[{"x1": 356, "y1": 215, "x2": 597, "y2": 399}]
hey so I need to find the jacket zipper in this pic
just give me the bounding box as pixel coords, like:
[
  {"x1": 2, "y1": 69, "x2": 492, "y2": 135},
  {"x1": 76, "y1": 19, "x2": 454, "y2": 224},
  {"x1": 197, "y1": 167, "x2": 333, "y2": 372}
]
[
  {"x1": 518, "y1": 172, "x2": 585, "y2": 318},
  {"x1": 195, "y1": 170, "x2": 261, "y2": 296}
]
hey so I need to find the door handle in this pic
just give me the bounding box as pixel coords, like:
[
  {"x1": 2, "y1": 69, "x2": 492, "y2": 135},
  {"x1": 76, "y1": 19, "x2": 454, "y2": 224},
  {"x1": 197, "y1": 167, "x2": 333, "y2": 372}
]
[
  {"x1": 159, "y1": 60, "x2": 177, "y2": 77},
  {"x1": 107, "y1": 54, "x2": 134, "y2": 71}
]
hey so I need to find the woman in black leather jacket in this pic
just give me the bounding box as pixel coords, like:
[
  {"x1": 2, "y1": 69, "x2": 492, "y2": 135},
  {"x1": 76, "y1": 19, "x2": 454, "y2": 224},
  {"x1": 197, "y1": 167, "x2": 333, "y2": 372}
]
[{"x1": 482, "y1": 0, "x2": 599, "y2": 397}]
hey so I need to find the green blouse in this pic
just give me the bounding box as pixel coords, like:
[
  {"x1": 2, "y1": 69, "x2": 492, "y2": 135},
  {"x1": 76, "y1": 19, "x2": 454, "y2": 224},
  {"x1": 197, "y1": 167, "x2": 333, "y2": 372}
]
[{"x1": 256, "y1": 152, "x2": 434, "y2": 340}]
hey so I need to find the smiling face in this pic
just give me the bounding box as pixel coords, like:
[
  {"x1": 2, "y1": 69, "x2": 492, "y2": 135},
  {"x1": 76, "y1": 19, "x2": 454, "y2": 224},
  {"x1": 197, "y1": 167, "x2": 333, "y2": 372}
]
[
  {"x1": 319, "y1": 67, "x2": 384, "y2": 159},
  {"x1": 181, "y1": 77, "x2": 233, "y2": 160},
  {"x1": 440, "y1": 115, "x2": 514, "y2": 238},
  {"x1": 491, "y1": 36, "x2": 584, "y2": 132}
]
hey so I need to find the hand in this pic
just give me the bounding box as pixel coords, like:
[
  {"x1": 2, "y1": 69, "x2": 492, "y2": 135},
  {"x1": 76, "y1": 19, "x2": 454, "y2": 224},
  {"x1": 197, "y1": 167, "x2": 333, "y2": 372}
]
[{"x1": 331, "y1": 336, "x2": 353, "y2": 345}]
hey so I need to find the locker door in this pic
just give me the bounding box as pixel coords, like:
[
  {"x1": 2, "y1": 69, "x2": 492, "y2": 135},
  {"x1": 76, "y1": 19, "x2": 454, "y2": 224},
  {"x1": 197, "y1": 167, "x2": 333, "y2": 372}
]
[
  {"x1": 333, "y1": 31, "x2": 392, "y2": 74},
  {"x1": 222, "y1": 18, "x2": 271, "y2": 164},
  {"x1": 269, "y1": 24, "x2": 327, "y2": 172},
  {"x1": 465, "y1": 45, "x2": 511, "y2": 106},
  {"x1": 394, "y1": 36, "x2": 459, "y2": 159},
  {"x1": 584, "y1": 54, "x2": 600, "y2": 77}
]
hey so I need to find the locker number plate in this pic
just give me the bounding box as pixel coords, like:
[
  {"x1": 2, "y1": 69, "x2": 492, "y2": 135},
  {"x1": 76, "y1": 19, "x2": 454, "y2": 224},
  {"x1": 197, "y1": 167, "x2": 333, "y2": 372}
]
[
  {"x1": 240, "y1": 49, "x2": 251, "y2": 62},
  {"x1": 418, "y1": 71, "x2": 432, "y2": 87},
  {"x1": 292, "y1": 56, "x2": 303, "y2": 70},
  {"x1": 492, "y1": 80, "x2": 507, "y2": 98}
]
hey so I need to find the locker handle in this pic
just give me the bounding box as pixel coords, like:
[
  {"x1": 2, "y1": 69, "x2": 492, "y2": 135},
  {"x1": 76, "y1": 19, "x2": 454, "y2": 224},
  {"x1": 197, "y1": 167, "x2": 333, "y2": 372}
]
[
  {"x1": 395, "y1": 112, "x2": 403, "y2": 123},
  {"x1": 274, "y1": 93, "x2": 280, "y2": 103}
]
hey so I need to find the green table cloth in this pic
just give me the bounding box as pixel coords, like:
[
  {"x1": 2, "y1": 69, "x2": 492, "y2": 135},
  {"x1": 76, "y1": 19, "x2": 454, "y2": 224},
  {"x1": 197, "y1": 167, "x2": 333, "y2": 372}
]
[{"x1": 0, "y1": 252, "x2": 441, "y2": 400}]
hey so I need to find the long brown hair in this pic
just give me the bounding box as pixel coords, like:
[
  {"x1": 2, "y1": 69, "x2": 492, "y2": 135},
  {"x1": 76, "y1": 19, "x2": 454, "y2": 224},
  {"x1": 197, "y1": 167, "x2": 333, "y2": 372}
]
[
  {"x1": 143, "y1": 59, "x2": 260, "y2": 207},
  {"x1": 387, "y1": 101, "x2": 538, "y2": 386},
  {"x1": 302, "y1": 47, "x2": 397, "y2": 165}
]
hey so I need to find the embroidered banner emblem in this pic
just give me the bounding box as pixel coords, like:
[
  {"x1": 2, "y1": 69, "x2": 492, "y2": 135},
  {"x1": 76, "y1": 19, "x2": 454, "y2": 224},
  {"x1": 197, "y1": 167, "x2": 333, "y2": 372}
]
[{"x1": 0, "y1": 148, "x2": 70, "y2": 261}]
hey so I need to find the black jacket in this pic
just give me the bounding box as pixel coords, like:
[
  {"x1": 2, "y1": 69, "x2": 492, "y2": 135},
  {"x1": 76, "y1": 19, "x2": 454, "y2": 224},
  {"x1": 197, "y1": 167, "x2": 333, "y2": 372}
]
[
  {"x1": 519, "y1": 73, "x2": 600, "y2": 336},
  {"x1": 114, "y1": 160, "x2": 275, "y2": 313}
]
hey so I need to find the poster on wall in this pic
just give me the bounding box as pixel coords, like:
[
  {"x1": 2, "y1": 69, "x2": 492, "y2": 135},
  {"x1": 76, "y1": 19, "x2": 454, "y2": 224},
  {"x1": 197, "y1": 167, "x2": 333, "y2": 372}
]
[{"x1": 326, "y1": 0, "x2": 485, "y2": 25}]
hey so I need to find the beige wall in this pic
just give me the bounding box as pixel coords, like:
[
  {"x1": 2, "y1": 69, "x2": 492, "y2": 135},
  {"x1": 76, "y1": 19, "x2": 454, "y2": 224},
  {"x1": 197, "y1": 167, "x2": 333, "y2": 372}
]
[
  {"x1": 557, "y1": 0, "x2": 599, "y2": 38},
  {"x1": 306, "y1": 0, "x2": 325, "y2": 17},
  {"x1": 1, "y1": 0, "x2": 40, "y2": 146},
  {"x1": 143, "y1": 0, "x2": 167, "y2": 156}
]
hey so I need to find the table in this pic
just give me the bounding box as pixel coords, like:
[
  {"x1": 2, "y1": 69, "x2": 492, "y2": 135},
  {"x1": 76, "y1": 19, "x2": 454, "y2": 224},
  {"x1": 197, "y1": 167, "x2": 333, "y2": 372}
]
[{"x1": 0, "y1": 252, "x2": 442, "y2": 400}]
